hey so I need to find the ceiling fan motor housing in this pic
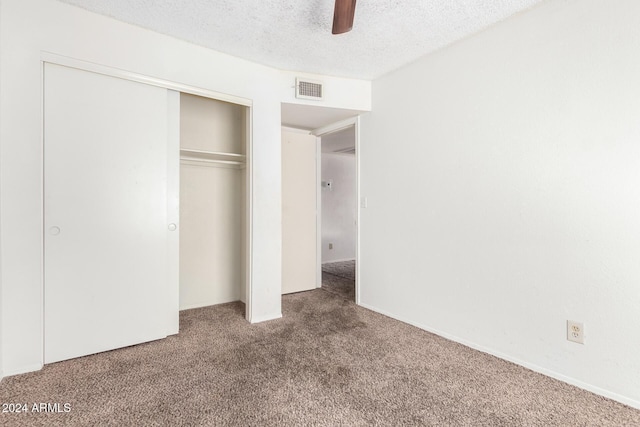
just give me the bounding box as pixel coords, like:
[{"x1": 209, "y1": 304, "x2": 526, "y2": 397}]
[{"x1": 332, "y1": 0, "x2": 357, "y2": 34}]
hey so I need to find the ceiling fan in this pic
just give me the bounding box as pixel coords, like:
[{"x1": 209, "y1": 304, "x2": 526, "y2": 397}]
[{"x1": 332, "y1": 0, "x2": 357, "y2": 34}]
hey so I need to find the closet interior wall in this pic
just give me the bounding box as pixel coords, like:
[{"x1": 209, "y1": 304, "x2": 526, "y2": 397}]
[{"x1": 179, "y1": 93, "x2": 247, "y2": 310}]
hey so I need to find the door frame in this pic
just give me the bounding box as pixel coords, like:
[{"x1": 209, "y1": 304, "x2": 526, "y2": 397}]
[
  {"x1": 311, "y1": 116, "x2": 361, "y2": 304},
  {"x1": 40, "y1": 52, "x2": 255, "y2": 333}
]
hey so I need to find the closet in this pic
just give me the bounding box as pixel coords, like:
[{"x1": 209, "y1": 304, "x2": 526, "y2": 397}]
[
  {"x1": 179, "y1": 93, "x2": 248, "y2": 310},
  {"x1": 43, "y1": 64, "x2": 248, "y2": 364}
]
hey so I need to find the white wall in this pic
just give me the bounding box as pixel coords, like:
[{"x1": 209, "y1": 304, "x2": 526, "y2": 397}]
[
  {"x1": 360, "y1": 0, "x2": 640, "y2": 409},
  {"x1": 0, "y1": 0, "x2": 370, "y2": 377},
  {"x1": 321, "y1": 154, "x2": 356, "y2": 263}
]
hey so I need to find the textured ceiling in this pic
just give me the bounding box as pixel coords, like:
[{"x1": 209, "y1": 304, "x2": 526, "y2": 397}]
[{"x1": 58, "y1": 0, "x2": 545, "y2": 80}]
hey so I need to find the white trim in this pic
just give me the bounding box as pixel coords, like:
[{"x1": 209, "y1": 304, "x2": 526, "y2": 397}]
[
  {"x1": 354, "y1": 117, "x2": 361, "y2": 305},
  {"x1": 311, "y1": 117, "x2": 357, "y2": 137},
  {"x1": 3, "y1": 363, "x2": 44, "y2": 378},
  {"x1": 40, "y1": 52, "x2": 252, "y2": 107},
  {"x1": 39, "y1": 54, "x2": 46, "y2": 369},
  {"x1": 358, "y1": 302, "x2": 640, "y2": 411},
  {"x1": 249, "y1": 313, "x2": 283, "y2": 324},
  {"x1": 178, "y1": 301, "x2": 241, "y2": 312},
  {"x1": 316, "y1": 137, "x2": 323, "y2": 289},
  {"x1": 244, "y1": 105, "x2": 254, "y2": 322}
]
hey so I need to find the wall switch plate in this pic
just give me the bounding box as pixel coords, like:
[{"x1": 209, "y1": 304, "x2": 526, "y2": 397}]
[
  {"x1": 567, "y1": 320, "x2": 584, "y2": 344},
  {"x1": 360, "y1": 197, "x2": 368, "y2": 208}
]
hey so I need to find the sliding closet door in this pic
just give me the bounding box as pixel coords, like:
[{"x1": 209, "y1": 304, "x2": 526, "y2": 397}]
[{"x1": 44, "y1": 63, "x2": 179, "y2": 363}]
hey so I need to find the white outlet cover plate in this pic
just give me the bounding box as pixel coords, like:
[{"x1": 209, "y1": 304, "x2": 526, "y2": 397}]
[{"x1": 567, "y1": 320, "x2": 585, "y2": 344}]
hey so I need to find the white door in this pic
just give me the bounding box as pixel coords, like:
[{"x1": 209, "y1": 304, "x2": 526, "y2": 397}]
[
  {"x1": 282, "y1": 130, "x2": 318, "y2": 294},
  {"x1": 44, "y1": 63, "x2": 179, "y2": 363}
]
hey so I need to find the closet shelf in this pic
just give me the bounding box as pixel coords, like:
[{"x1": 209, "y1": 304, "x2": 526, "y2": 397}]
[{"x1": 180, "y1": 148, "x2": 246, "y2": 169}]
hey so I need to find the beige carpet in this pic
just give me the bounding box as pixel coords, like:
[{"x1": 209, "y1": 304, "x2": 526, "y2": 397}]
[
  {"x1": 322, "y1": 260, "x2": 356, "y2": 281},
  {"x1": 322, "y1": 260, "x2": 355, "y2": 301},
  {"x1": 1, "y1": 289, "x2": 639, "y2": 426}
]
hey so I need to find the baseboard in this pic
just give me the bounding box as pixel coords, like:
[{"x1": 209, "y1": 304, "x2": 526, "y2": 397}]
[
  {"x1": 248, "y1": 313, "x2": 282, "y2": 324},
  {"x1": 357, "y1": 302, "x2": 640, "y2": 411},
  {"x1": 179, "y1": 299, "x2": 242, "y2": 311},
  {"x1": 2, "y1": 363, "x2": 44, "y2": 378},
  {"x1": 322, "y1": 258, "x2": 355, "y2": 265}
]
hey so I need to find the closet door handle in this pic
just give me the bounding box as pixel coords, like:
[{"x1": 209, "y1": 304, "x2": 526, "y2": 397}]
[
  {"x1": 168, "y1": 223, "x2": 177, "y2": 231},
  {"x1": 49, "y1": 226, "x2": 61, "y2": 236}
]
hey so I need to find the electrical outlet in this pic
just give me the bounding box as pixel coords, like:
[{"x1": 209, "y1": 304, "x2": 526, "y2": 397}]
[
  {"x1": 567, "y1": 320, "x2": 584, "y2": 344},
  {"x1": 329, "y1": 243, "x2": 333, "y2": 250}
]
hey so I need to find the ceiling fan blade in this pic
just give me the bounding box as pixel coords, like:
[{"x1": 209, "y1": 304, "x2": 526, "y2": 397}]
[{"x1": 332, "y1": 0, "x2": 357, "y2": 34}]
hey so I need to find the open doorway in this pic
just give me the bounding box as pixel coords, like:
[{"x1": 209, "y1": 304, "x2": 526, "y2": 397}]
[
  {"x1": 318, "y1": 125, "x2": 357, "y2": 302},
  {"x1": 281, "y1": 103, "x2": 361, "y2": 304}
]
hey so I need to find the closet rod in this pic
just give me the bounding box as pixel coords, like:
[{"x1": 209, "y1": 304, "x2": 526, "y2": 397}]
[
  {"x1": 180, "y1": 158, "x2": 245, "y2": 169},
  {"x1": 180, "y1": 157, "x2": 243, "y2": 165},
  {"x1": 180, "y1": 148, "x2": 245, "y2": 160}
]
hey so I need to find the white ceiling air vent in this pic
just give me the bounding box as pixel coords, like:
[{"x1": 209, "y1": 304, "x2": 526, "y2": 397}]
[{"x1": 296, "y1": 78, "x2": 323, "y2": 100}]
